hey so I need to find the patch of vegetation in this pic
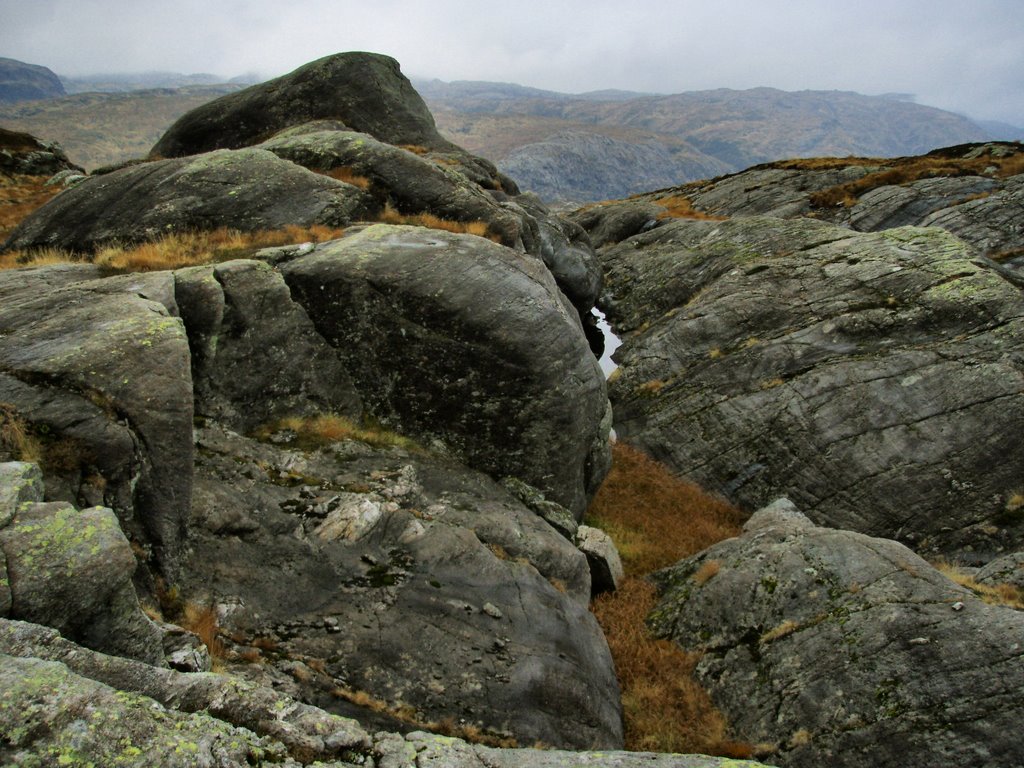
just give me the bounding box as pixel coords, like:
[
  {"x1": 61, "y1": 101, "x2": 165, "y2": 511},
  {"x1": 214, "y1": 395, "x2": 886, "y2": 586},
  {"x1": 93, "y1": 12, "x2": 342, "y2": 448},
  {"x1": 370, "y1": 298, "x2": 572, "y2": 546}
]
[
  {"x1": 653, "y1": 194, "x2": 727, "y2": 221},
  {"x1": 932, "y1": 561, "x2": 1024, "y2": 610},
  {"x1": 331, "y1": 687, "x2": 518, "y2": 748},
  {"x1": 588, "y1": 442, "x2": 749, "y2": 756},
  {"x1": 1, "y1": 225, "x2": 347, "y2": 271},
  {"x1": 376, "y1": 202, "x2": 499, "y2": 242},
  {"x1": 0, "y1": 173, "x2": 63, "y2": 242},
  {"x1": 252, "y1": 413, "x2": 423, "y2": 453},
  {"x1": 0, "y1": 403, "x2": 42, "y2": 463},
  {"x1": 313, "y1": 166, "x2": 372, "y2": 190},
  {"x1": 808, "y1": 149, "x2": 1024, "y2": 209}
]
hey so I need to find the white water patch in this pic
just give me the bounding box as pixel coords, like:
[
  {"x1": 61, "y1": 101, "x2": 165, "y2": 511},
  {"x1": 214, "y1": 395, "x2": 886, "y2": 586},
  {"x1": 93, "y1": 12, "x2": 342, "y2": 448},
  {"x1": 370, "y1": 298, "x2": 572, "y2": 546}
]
[{"x1": 592, "y1": 307, "x2": 622, "y2": 378}]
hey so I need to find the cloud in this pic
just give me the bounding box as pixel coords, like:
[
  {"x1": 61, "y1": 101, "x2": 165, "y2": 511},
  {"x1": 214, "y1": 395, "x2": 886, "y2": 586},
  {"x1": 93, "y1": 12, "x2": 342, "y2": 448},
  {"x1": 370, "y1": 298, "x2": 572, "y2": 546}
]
[{"x1": 0, "y1": 0, "x2": 1021, "y2": 124}]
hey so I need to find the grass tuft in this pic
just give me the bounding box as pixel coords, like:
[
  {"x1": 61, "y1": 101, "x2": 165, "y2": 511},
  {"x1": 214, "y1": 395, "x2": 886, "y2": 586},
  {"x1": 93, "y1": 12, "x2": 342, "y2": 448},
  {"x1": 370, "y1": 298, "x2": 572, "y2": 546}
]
[
  {"x1": 587, "y1": 442, "x2": 747, "y2": 756},
  {"x1": 252, "y1": 413, "x2": 423, "y2": 453},
  {"x1": 654, "y1": 194, "x2": 727, "y2": 221},
  {"x1": 376, "y1": 203, "x2": 499, "y2": 242},
  {"x1": 3, "y1": 224, "x2": 348, "y2": 272},
  {"x1": 932, "y1": 561, "x2": 1024, "y2": 610},
  {"x1": 0, "y1": 403, "x2": 43, "y2": 463}
]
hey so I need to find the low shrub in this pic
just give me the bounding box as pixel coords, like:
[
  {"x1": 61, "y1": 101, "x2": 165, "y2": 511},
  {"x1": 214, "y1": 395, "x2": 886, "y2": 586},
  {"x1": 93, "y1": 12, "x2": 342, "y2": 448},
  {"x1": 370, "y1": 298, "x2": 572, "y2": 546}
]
[
  {"x1": 252, "y1": 413, "x2": 423, "y2": 453},
  {"x1": 376, "y1": 202, "x2": 498, "y2": 241}
]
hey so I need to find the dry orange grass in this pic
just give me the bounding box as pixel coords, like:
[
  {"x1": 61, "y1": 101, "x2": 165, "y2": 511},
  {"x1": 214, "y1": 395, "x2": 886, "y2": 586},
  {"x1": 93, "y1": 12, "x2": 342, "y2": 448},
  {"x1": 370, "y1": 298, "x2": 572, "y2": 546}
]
[
  {"x1": 0, "y1": 173, "x2": 63, "y2": 241},
  {"x1": 253, "y1": 413, "x2": 422, "y2": 453},
  {"x1": 654, "y1": 195, "x2": 727, "y2": 222},
  {"x1": 588, "y1": 442, "x2": 748, "y2": 756},
  {"x1": 376, "y1": 202, "x2": 499, "y2": 241},
  {"x1": 809, "y1": 149, "x2": 1024, "y2": 209},
  {"x1": 2, "y1": 225, "x2": 347, "y2": 272},
  {"x1": 315, "y1": 166, "x2": 372, "y2": 190},
  {"x1": 932, "y1": 561, "x2": 1024, "y2": 610}
]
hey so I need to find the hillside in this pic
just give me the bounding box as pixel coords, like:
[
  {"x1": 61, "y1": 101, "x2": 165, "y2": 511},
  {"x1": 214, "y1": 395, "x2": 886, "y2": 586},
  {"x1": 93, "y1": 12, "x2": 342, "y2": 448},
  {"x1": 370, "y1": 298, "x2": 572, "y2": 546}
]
[
  {"x1": 0, "y1": 57, "x2": 65, "y2": 103},
  {"x1": 0, "y1": 84, "x2": 244, "y2": 170},
  {"x1": 422, "y1": 82, "x2": 992, "y2": 201}
]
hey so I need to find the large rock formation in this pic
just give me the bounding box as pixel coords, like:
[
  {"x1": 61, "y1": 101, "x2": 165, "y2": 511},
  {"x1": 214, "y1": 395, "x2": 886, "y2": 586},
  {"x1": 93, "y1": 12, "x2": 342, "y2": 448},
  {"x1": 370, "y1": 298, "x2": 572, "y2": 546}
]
[
  {"x1": 3, "y1": 148, "x2": 375, "y2": 253},
  {"x1": 151, "y1": 52, "x2": 460, "y2": 158},
  {"x1": 0, "y1": 267, "x2": 194, "y2": 574},
  {"x1": 279, "y1": 225, "x2": 610, "y2": 516},
  {"x1": 649, "y1": 499, "x2": 1024, "y2": 768},
  {"x1": 595, "y1": 215, "x2": 1024, "y2": 554},
  {"x1": 0, "y1": 126, "x2": 82, "y2": 176}
]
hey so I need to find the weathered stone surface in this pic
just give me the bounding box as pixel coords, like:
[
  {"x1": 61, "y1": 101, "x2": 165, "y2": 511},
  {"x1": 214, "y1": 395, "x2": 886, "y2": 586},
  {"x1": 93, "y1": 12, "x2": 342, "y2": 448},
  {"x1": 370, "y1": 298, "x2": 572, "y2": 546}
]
[
  {"x1": 152, "y1": 52, "x2": 458, "y2": 158},
  {"x1": 0, "y1": 462, "x2": 43, "y2": 527},
  {"x1": 0, "y1": 497, "x2": 163, "y2": 664},
  {"x1": 976, "y1": 551, "x2": 1024, "y2": 589},
  {"x1": 179, "y1": 421, "x2": 619, "y2": 750},
  {"x1": 600, "y1": 216, "x2": 1024, "y2": 554},
  {"x1": 281, "y1": 225, "x2": 610, "y2": 517},
  {"x1": 649, "y1": 498, "x2": 1024, "y2": 768},
  {"x1": 569, "y1": 199, "x2": 664, "y2": 248},
  {"x1": 2, "y1": 148, "x2": 374, "y2": 254},
  {"x1": 575, "y1": 524, "x2": 624, "y2": 595},
  {"x1": 175, "y1": 259, "x2": 363, "y2": 433},
  {"x1": 0, "y1": 126, "x2": 82, "y2": 176},
  {"x1": 260, "y1": 128, "x2": 526, "y2": 247},
  {"x1": 0, "y1": 618, "x2": 765, "y2": 767},
  {"x1": 0, "y1": 268, "x2": 194, "y2": 573}
]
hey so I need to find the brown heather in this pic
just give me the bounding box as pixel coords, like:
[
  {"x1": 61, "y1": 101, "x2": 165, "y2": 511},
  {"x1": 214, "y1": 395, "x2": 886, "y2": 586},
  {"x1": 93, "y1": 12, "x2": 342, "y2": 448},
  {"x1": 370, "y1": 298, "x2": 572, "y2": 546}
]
[
  {"x1": 0, "y1": 173, "x2": 63, "y2": 242},
  {"x1": 376, "y1": 202, "x2": 499, "y2": 242},
  {"x1": 588, "y1": 442, "x2": 749, "y2": 757},
  {"x1": 1, "y1": 225, "x2": 348, "y2": 271},
  {"x1": 807, "y1": 150, "x2": 1024, "y2": 209},
  {"x1": 932, "y1": 561, "x2": 1024, "y2": 611},
  {"x1": 314, "y1": 165, "x2": 372, "y2": 189},
  {"x1": 653, "y1": 194, "x2": 727, "y2": 221}
]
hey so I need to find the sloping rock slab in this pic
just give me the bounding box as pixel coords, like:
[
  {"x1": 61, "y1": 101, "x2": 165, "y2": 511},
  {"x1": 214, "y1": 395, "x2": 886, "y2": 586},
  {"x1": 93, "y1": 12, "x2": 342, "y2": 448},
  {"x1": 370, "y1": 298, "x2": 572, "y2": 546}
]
[
  {"x1": 0, "y1": 618, "x2": 765, "y2": 767},
  {"x1": 3, "y1": 148, "x2": 373, "y2": 254},
  {"x1": 180, "y1": 422, "x2": 620, "y2": 750},
  {"x1": 649, "y1": 499, "x2": 1024, "y2": 768},
  {"x1": 281, "y1": 224, "x2": 610, "y2": 517},
  {"x1": 151, "y1": 52, "x2": 458, "y2": 158},
  {"x1": 602, "y1": 216, "x2": 1024, "y2": 553},
  {"x1": 0, "y1": 268, "x2": 193, "y2": 573}
]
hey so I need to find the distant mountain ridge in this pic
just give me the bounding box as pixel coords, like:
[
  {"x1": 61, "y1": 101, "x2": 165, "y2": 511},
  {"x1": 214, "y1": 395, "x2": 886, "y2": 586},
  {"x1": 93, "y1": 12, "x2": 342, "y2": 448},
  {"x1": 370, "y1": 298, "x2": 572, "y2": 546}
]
[
  {"x1": 421, "y1": 81, "x2": 993, "y2": 201},
  {"x1": 0, "y1": 57, "x2": 65, "y2": 103}
]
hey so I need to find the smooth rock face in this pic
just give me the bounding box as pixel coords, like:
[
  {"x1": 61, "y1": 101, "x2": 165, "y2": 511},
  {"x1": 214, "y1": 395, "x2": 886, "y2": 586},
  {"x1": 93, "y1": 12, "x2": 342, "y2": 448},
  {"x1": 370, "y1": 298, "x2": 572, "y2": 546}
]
[
  {"x1": 575, "y1": 525, "x2": 624, "y2": 596},
  {"x1": 180, "y1": 422, "x2": 621, "y2": 750},
  {"x1": 151, "y1": 52, "x2": 459, "y2": 158},
  {"x1": 649, "y1": 499, "x2": 1024, "y2": 768},
  {"x1": 281, "y1": 225, "x2": 610, "y2": 517},
  {"x1": 0, "y1": 269, "x2": 194, "y2": 573},
  {"x1": 175, "y1": 259, "x2": 363, "y2": 433},
  {"x1": 2, "y1": 148, "x2": 374, "y2": 253},
  {"x1": 599, "y1": 216, "x2": 1024, "y2": 553}
]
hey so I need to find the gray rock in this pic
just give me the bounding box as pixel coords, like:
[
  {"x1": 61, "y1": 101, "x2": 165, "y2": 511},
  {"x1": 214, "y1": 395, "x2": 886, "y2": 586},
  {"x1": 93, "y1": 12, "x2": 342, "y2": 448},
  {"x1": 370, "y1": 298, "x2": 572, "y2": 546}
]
[
  {"x1": 0, "y1": 126, "x2": 82, "y2": 176},
  {"x1": 260, "y1": 128, "x2": 527, "y2": 248},
  {"x1": 0, "y1": 269, "x2": 194, "y2": 574},
  {"x1": 0, "y1": 462, "x2": 43, "y2": 527},
  {"x1": 600, "y1": 216, "x2": 1024, "y2": 553},
  {"x1": 0, "y1": 618, "x2": 765, "y2": 768},
  {"x1": 3, "y1": 148, "x2": 374, "y2": 254},
  {"x1": 180, "y1": 421, "x2": 619, "y2": 749},
  {"x1": 0, "y1": 490, "x2": 163, "y2": 664},
  {"x1": 575, "y1": 524, "x2": 624, "y2": 595},
  {"x1": 281, "y1": 224, "x2": 610, "y2": 517},
  {"x1": 175, "y1": 259, "x2": 363, "y2": 433},
  {"x1": 649, "y1": 498, "x2": 1024, "y2": 768},
  {"x1": 569, "y1": 200, "x2": 664, "y2": 248},
  {"x1": 152, "y1": 52, "x2": 459, "y2": 158},
  {"x1": 501, "y1": 476, "x2": 579, "y2": 540},
  {"x1": 976, "y1": 551, "x2": 1024, "y2": 589}
]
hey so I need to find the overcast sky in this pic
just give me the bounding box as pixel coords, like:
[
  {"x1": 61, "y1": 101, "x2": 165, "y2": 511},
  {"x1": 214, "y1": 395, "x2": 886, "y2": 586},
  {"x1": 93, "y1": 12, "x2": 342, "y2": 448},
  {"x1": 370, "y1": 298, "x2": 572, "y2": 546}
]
[{"x1": 2, "y1": 0, "x2": 1022, "y2": 126}]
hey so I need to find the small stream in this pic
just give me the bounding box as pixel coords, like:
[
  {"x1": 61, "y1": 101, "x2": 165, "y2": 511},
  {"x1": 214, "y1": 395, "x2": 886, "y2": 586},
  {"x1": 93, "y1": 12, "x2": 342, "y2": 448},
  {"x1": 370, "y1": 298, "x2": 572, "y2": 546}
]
[{"x1": 592, "y1": 307, "x2": 622, "y2": 378}]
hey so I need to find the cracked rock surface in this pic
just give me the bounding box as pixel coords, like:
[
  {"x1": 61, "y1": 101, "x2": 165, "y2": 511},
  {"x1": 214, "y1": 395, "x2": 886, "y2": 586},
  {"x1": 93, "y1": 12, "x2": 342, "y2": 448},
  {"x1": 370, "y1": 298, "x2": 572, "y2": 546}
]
[
  {"x1": 649, "y1": 499, "x2": 1024, "y2": 768},
  {"x1": 597, "y1": 215, "x2": 1024, "y2": 554}
]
